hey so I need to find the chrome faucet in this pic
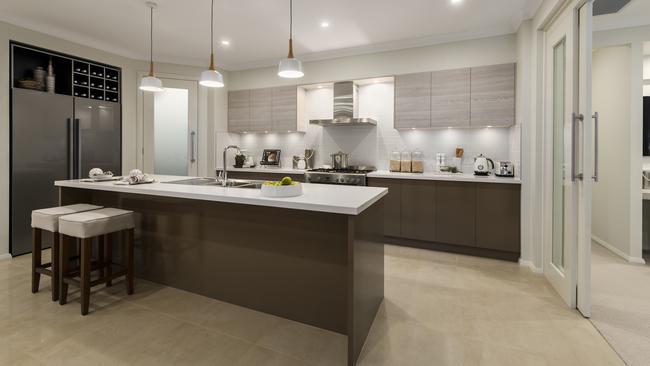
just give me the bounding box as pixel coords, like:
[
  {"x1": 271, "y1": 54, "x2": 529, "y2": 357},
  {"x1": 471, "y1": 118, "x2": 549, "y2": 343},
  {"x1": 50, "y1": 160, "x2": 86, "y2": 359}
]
[{"x1": 220, "y1": 145, "x2": 241, "y2": 186}]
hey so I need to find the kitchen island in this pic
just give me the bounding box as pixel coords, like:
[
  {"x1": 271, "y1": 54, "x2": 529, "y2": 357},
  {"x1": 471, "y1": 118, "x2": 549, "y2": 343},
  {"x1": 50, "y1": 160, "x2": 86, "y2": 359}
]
[{"x1": 55, "y1": 176, "x2": 387, "y2": 366}]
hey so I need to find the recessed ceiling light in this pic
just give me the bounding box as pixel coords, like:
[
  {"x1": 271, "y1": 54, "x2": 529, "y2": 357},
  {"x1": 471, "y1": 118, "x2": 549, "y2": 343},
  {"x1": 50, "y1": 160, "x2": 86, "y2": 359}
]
[
  {"x1": 451, "y1": 0, "x2": 462, "y2": 4},
  {"x1": 320, "y1": 21, "x2": 330, "y2": 28},
  {"x1": 221, "y1": 40, "x2": 230, "y2": 46}
]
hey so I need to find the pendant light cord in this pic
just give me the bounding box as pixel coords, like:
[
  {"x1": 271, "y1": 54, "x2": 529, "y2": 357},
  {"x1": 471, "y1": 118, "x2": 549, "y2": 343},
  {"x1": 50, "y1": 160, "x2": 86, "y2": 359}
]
[
  {"x1": 290, "y1": 0, "x2": 293, "y2": 40},
  {"x1": 149, "y1": 6, "x2": 154, "y2": 76},
  {"x1": 210, "y1": 0, "x2": 214, "y2": 55}
]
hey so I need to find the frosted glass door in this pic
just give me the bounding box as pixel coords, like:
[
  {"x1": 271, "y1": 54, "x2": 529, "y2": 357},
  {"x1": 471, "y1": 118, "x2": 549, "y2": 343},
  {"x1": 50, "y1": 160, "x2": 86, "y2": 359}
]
[
  {"x1": 154, "y1": 88, "x2": 189, "y2": 175},
  {"x1": 143, "y1": 78, "x2": 198, "y2": 176}
]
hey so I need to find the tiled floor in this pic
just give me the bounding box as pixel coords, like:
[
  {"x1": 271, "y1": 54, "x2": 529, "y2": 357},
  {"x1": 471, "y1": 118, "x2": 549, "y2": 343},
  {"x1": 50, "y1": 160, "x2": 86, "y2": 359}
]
[
  {"x1": 591, "y1": 243, "x2": 650, "y2": 366},
  {"x1": 0, "y1": 245, "x2": 623, "y2": 366}
]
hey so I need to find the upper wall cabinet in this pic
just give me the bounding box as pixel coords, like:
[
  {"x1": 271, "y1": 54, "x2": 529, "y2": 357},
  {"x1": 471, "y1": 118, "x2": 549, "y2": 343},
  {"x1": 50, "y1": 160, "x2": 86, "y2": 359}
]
[
  {"x1": 228, "y1": 86, "x2": 305, "y2": 133},
  {"x1": 431, "y1": 68, "x2": 470, "y2": 128},
  {"x1": 228, "y1": 90, "x2": 251, "y2": 133},
  {"x1": 394, "y1": 72, "x2": 431, "y2": 129},
  {"x1": 393, "y1": 63, "x2": 516, "y2": 129},
  {"x1": 470, "y1": 63, "x2": 516, "y2": 127}
]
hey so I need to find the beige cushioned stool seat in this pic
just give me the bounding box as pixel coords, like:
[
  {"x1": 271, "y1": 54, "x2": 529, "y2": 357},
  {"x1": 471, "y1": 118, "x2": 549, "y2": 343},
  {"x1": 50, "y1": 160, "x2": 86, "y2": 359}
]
[
  {"x1": 31, "y1": 204, "x2": 103, "y2": 232},
  {"x1": 59, "y1": 208, "x2": 134, "y2": 239}
]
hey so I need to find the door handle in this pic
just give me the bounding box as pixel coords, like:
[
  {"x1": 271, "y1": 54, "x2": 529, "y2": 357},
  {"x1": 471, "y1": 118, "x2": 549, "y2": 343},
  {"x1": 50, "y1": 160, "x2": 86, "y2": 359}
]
[
  {"x1": 592, "y1": 112, "x2": 599, "y2": 182},
  {"x1": 74, "y1": 118, "x2": 81, "y2": 179},
  {"x1": 67, "y1": 118, "x2": 74, "y2": 179},
  {"x1": 572, "y1": 112, "x2": 584, "y2": 181},
  {"x1": 190, "y1": 131, "x2": 196, "y2": 163}
]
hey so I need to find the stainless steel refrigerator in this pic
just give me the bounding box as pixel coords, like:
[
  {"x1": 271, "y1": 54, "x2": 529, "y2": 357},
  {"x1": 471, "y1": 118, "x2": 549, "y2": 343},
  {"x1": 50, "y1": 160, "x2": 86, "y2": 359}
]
[{"x1": 11, "y1": 88, "x2": 121, "y2": 256}]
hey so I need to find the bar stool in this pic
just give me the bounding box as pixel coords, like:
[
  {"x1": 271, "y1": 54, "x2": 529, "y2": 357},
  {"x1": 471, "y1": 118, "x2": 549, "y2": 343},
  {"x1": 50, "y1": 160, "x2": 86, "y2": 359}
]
[
  {"x1": 58, "y1": 208, "x2": 135, "y2": 315},
  {"x1": 30, "y1": 204, "x2": 102, "y2": 301}
]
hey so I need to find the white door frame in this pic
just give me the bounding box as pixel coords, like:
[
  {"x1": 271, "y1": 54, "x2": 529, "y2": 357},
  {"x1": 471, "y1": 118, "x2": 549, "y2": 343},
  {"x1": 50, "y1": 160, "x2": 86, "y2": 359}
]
[
  {"x1": 539, "y1": 0, "x2": 593, "y2": 316},
  {"x1": 136, "y1": 71, "x2": 209, "y2": 176}
]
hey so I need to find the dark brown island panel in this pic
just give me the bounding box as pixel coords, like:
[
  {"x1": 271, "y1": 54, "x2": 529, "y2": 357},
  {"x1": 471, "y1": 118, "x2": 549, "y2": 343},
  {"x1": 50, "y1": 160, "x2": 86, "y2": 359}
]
[
  {"x1": 59, "y1": 186, "x2": 384, "y2": 366},
  {"x1": 368, "y1": 178, "x2": 521, "y2": 261}
]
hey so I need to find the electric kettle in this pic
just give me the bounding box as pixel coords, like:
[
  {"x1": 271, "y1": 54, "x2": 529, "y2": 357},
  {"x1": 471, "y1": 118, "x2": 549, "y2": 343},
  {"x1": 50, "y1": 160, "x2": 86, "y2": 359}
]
[{"x1": 473, "y1": 154, "x2": 494, "y2": 176}]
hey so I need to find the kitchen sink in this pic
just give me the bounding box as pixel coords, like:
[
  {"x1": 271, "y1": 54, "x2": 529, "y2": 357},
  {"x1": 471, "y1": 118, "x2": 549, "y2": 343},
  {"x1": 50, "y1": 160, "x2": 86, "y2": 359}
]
[{"x1": 164, "y1": 178, "x2": 263, "y2": 189}]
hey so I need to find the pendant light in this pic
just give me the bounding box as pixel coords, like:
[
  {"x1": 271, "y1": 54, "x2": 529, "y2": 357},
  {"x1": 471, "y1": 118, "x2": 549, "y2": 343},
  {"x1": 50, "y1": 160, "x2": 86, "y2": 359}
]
[
  {"x1": 278, "y1": 0, "x2": 304, "y2": 78},
  {"x1": 140, "y1": 1, "x2": 163, "y2": 92},
  {"x1": 199, "y1": 0, "x2": 224, "y2": 87}
]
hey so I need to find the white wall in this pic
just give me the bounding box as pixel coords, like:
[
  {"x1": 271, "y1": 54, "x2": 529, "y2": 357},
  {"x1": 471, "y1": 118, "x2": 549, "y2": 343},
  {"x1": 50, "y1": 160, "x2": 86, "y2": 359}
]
[
  {"x1": 236, "y1": 82, "x2": 511, "y2": 172},
  {"x1": 0, "y1": 20, "x2": 228, "y2": 257},
  {"x1": 591, "y1": 46, "x2": 638, "y2": 260},
  {"x1": 229, "y1": 34, "x2": 517, "y2": 90}
]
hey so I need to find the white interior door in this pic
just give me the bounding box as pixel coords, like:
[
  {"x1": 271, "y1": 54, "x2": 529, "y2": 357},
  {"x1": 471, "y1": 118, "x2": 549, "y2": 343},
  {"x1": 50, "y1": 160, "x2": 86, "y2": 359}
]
[
  {"x1": 542, "y1": 0, "x2": 593, "y2": 316},
  {"x1": 143, "y1": 78, "x2": 199, "y2": 176}
]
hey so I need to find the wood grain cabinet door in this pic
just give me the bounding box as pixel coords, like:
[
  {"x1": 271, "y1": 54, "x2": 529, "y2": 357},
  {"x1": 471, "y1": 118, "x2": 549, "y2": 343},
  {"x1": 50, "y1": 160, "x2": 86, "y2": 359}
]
[
  {"x1": 475, "y1": 183, "x2": 521, "y2": 253},
  {"x1": 228, "y1": 90, "x2": 251, "y2": 133},
  {"x1": 435, "y1": 181, "x2": 476, "y2": 247},
  {"x1": 250, "y1": 88, "x2": 272, "y2": 132},
  {"x1": 272, "y1": 86, "x2": 298, "y2": 132},
  {"x1": 470, "y1": 63, "x2": 516, "y2": 127},
  {"x1": 431, "y1": 68, "x2": 470, "y2": 128},
  {"x1": 394, "y1": 72, "x2": 431, "y2": 129},
  {"x1": 400, "y1": 180, "x2": 436, "y2": 242},
  {"x1": 367, "y1": 178, "x2": 401, "y2": 237}
]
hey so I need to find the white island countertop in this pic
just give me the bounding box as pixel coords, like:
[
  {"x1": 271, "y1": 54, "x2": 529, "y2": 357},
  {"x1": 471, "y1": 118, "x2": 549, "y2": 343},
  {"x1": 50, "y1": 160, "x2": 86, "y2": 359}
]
[
  {"x1": 367, "y1": 171, "x2": 521, "y2": 184},
  {"x1": 55, "y1": 175, "x2": 387, "y2": 216}
]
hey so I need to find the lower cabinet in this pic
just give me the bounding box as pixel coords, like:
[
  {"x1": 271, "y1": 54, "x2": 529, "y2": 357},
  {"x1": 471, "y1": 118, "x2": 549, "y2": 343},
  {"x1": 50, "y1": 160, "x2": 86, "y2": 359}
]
[
  {"x1": 400, "y1": 180, "x2": 436, "y2": 242},
  {"x1": 475, "y1": 183, "x2": 520, "y2": 252},
  {"x1": 368, "y1": 178, "x2": 520, "y2": 258},
  {"x1": 435, "y1": 181, "x2": 476, "y2": 247}
]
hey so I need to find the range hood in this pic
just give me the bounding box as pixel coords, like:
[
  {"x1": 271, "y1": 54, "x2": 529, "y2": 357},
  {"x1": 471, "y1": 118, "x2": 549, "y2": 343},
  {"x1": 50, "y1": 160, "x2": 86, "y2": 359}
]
[{"x1": 309, "y1": 81, "x2": 377, "y2": 126}]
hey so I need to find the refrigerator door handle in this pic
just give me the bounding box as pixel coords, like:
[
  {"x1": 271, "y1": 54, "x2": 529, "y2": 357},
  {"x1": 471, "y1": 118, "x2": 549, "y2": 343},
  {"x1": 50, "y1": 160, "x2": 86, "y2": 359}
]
[
  {"x1": 67, "y1": 118, "x2": 74, "y2": 179},
  {"x1": 74, "y1": 118, "x2": 81, "y2": 179}
]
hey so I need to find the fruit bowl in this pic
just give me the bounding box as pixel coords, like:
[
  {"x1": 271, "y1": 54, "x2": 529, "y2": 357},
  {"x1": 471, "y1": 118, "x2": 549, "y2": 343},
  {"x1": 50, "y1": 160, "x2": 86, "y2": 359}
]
[{"x1": 260, "y1": 178, "x2": 303, "y2": 198}]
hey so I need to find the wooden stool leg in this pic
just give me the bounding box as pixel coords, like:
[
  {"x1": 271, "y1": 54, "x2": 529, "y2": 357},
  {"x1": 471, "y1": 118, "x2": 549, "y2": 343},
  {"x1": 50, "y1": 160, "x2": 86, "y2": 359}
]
[
  {"x1": 81, "y1": 238, "x2": 92, "y2": 315},
  {"x1": 104, "y1": 233, "x2": 112, "y2": 287},
  {"x1": 51, "y1": 232, "x2": 60, "y2": 302},
  {"x1": 98, "y1": 235, "x2": 105, "y2": 280},
  {"x1": 126, "y1": 229, "x2": 134, "y2": 295},
  {"x1": 59, "y1": 234, "x2": 69, "y2": 305},
  {"x1": 31, "y1": 228, "x2": 42, "y2": 294}
]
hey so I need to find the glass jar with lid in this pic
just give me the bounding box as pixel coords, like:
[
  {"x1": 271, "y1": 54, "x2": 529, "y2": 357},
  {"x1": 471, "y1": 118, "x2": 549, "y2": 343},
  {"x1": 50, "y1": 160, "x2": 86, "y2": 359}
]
[
  {"x1": 400, "y1": 151, "x2": 412, "y2": 172},
  {"x1": 389, "y1": 151, "x2": 401, "y2": 172},
  {"x1": 411, "y1": 150, "x2": 424, "y2": 173}
]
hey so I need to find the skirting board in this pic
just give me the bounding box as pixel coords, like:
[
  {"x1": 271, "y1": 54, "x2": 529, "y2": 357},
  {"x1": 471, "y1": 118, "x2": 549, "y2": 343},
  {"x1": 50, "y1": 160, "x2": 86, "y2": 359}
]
[
  {"x1": 519, "y1": 258, "x2": 543, "y2": 273},
  {"x1": 0, "y1": 253, "x2": 12, "y2": 261},
  {"x1": 592, "y1": 235, "x2": 646, "y2": 265}
]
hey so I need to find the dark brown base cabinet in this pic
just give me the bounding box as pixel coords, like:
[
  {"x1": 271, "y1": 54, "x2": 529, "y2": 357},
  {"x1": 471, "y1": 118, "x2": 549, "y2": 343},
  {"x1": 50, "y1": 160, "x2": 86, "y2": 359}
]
[{"x1": 368, "y1": 178, "x2": 520, "y2": 261}]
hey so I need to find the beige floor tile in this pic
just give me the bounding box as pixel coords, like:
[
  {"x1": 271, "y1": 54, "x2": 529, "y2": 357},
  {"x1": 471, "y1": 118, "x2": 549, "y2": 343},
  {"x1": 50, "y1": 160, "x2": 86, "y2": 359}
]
[{"x1": 0, "y1": 245, "x2": 625, "y2": 366}]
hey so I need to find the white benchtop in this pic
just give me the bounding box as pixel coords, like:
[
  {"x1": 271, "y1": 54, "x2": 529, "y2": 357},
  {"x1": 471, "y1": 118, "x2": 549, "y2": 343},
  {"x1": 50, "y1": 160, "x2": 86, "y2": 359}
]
[
  {"x1": 366, "y1": 171, "x2": 521, "y2": 184},
  {"x1": 55, "y1": 175, "x2": 387, "y2": 216}
]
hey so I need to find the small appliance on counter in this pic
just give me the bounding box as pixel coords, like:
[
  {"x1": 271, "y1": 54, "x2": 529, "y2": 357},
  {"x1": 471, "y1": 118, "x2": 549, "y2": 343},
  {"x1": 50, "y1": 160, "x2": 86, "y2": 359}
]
[
  {"x1": 473, "y1": 154, "x2": 495, "y2": 176},
  {"x1": 495, "y1": 161, "x2": 515, "y2": 177},
  {"x1": 260, "y1": 149, "x2": 281, "y2": 166}
]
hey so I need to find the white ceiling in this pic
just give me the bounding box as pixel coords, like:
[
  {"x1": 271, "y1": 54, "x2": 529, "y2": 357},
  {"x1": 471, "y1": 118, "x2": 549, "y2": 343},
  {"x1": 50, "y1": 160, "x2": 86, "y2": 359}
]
[
  {"x1": 593, "y1": 0, "x2": 650, "y2": 32},
  {"x1": 0, "y1": 0, "x2": 542, "y2": 71}
]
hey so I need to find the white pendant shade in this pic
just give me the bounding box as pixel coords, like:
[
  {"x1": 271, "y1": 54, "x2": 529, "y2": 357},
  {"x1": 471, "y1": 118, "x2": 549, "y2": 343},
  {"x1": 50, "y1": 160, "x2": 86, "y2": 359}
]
[
  {"x1": 139, "y1": 75, "x2": 163, "y2": 92},
  {"x1": 199, "y1": 69, "x2": 224, "y2": 88},
  {"x1": 278, "y1": 57, "x2": 304, "y2": 78}
]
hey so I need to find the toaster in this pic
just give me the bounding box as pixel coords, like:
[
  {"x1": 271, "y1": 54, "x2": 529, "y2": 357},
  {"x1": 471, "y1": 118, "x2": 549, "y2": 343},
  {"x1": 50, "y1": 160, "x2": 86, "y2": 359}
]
[{"x1": 495, "y1": 161, "x2": 515, "y2": 177}]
